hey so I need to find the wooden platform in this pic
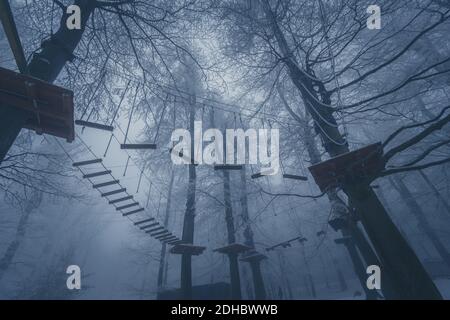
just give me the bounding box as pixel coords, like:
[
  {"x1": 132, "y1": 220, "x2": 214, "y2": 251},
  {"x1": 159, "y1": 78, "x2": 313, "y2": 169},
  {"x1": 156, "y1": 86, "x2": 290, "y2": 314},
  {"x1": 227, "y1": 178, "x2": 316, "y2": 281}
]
[
  {"x1": 213, "y1": 243, "x2": 252, "y2": 255},
  {"x1": 170, "y1": 244, "x2": 206, "y2": 256},
  {"x1": 0, "y1": 67, "x2": 74, "y2": 142},
  {"x1": 308, "y1": 143, "x2": 383, "y2": 192},
  {"x1": 240, "y1": 251, "x2": 267, "y2": 263}
]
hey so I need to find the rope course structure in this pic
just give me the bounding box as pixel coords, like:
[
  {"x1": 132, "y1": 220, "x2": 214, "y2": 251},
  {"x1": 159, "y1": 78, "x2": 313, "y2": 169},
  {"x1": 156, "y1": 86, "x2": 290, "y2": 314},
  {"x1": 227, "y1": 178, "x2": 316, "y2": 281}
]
[{"x1": 52, "y1": 133, "x2": 183, "y2": 246}]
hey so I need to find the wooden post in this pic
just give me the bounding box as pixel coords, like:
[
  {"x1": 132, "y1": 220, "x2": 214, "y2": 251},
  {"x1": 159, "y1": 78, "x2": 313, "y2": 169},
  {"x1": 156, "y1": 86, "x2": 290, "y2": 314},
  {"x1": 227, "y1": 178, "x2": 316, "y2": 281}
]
[
  {"x1": 239, "y1": 166, "x2": 266, "y2": 299},
  {"x1": 222, "y1": 170, "x2": 243, "y2": 299},
  {"x1": 157, "y1": 168, "x2": 175, "y2": 291}
]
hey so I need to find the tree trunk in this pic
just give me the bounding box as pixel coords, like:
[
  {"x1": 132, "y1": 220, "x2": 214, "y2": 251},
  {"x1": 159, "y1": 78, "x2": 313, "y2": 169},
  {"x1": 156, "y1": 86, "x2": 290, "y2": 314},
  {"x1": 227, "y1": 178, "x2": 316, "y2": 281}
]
[
  {"x1": 180, "y1": 94, "x2": 197, "y2": 299},
  {"x1": 262, "y1": 0, "x2": 441, "y2": 299},
  {"x1": 0, "y1": 192, "x2": 41, "y2": 282},
  {"x1": 390, "y1": 176, "x2": 450, "y2": 268}
]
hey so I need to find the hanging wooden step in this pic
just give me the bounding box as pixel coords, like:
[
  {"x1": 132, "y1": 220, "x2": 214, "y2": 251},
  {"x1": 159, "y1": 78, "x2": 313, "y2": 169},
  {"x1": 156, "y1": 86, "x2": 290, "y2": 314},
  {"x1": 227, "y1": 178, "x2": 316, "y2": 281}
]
[
  {"x1": 167, "y1": 240, "x2": 184, "y2": 245},
  {"x1": 134, "y1": 218, "x2": 155, "y2": 226},
  {"x1": 251, "y1": 172, "x2": 264, "y2": 179},
  {"x1": 146, "y1": 226, "x2": 164, "y2": 233},
  {"x1": 116, "y1": 202, "x2": 139, "y2": 211},
  {"x1": 170, "y1": 244, "x2": 206, "y2": 256},
  {"x1": 283, "y1": 174, "x2": 308, "y2": 181},
  {"x1": 122, "y1": 208, "x2": 144, "y2": 217},
  {"x1": 155, "y1": 233, "x2": 173, "y2": 240},
  {"x1": 162, "y1": 236, "x2": 178, "y2": 242},
  {"x1": 93, "y1": 180, "x2": 119, "y2": 189},
  {"x1": 101, "y1": 188, "x2": 126, "y2": 197},
  {"x1": 150, "y1": 230, "x2": 170, "y2": 237},
  {"x1": 108, "y1": 195, "x2": 133, "y2": 204},
  {"x1": 160, "y1": 235, "x2": 176, "y2": 241},
  {"x1": 140, "y1": 222, "x2": 159, "y2": 230},
  {"x1": 213, "y1": 243, "x2": 252, "y2": 255},
  {"x1": 75, "y1": 120, "x2": 114, "y2": 132},
  {"x1": 83, "y1": 170, "x2": 111, "y2": 179},
  {"x1": 214, "y1": 165, "x2": 243, "y2": 171},
  {"x1": 120, "y1": 143, "x2": 157, "y2": 150},
  {"x1": 250, "y1": 168, "x2": 275, "y2": 179},
  {"x1": 73, "y1": 159, "x2": 102, "y2": 167}
]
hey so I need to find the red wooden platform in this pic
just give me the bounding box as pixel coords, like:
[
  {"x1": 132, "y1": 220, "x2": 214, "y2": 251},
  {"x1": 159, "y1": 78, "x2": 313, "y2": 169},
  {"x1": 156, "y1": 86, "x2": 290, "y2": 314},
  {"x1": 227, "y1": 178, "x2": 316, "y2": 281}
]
[
  {"x1": 0, "y1": 67, "x2": 74, "y2": 142},
  {"x1": 308, "y1": 143, "x2": 383, "y2": 192}
]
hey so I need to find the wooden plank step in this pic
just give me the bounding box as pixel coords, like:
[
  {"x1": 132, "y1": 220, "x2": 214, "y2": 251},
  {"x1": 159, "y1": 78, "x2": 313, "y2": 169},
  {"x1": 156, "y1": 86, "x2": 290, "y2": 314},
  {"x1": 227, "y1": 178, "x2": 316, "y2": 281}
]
[
  {"x1": 161, "y1": 236, "x2": 178, "y2": 242},
  {"x1": 83, "y1": 170, "x2": 111, "y2": 179},
  {"x1": 75, "y1": 120, "x2": 114, "y2": 132},
  {"x1": 120, "y1": 144, "x2": 157, "y2": 150},
  {"x1": 93, "y1": 180, "x2": 119, "y2": 188},
  {"x1": 155, "y1": 234, "x2": 173, "y2": 240},
  {"x1": 283, "y1": 174, "x2": 308, "y2": 181},
  {"x1": 116, "y1": 203, "x2": 139, "y2": 211},
  {"x1": 150, "y1": 230, "x2": 170, "y2": 237},
  {"x1": 108, "y1": 195, "x2": 133, "y2": 204},
  {"x1": 101, "y1": 188, "x2": 126, "y2": 197},
  {"x1": 73, "y1": 159, "x2": 102, "y2": 167},
  {"x1": 140, "y1": 222, "x2": 159, "y2": 230},
  {"x1": 146, "y1": 226, "x2": 164, "y2": 233},
  {"x1": 134, "y1": 218, "x2": 155, "y2": 226},
  {"x1": 122, "y1": 208, "x2": 145, "y2": 217},
  {"x1": 214, "y1": 165, "x2": 243, "y2": 171}
]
